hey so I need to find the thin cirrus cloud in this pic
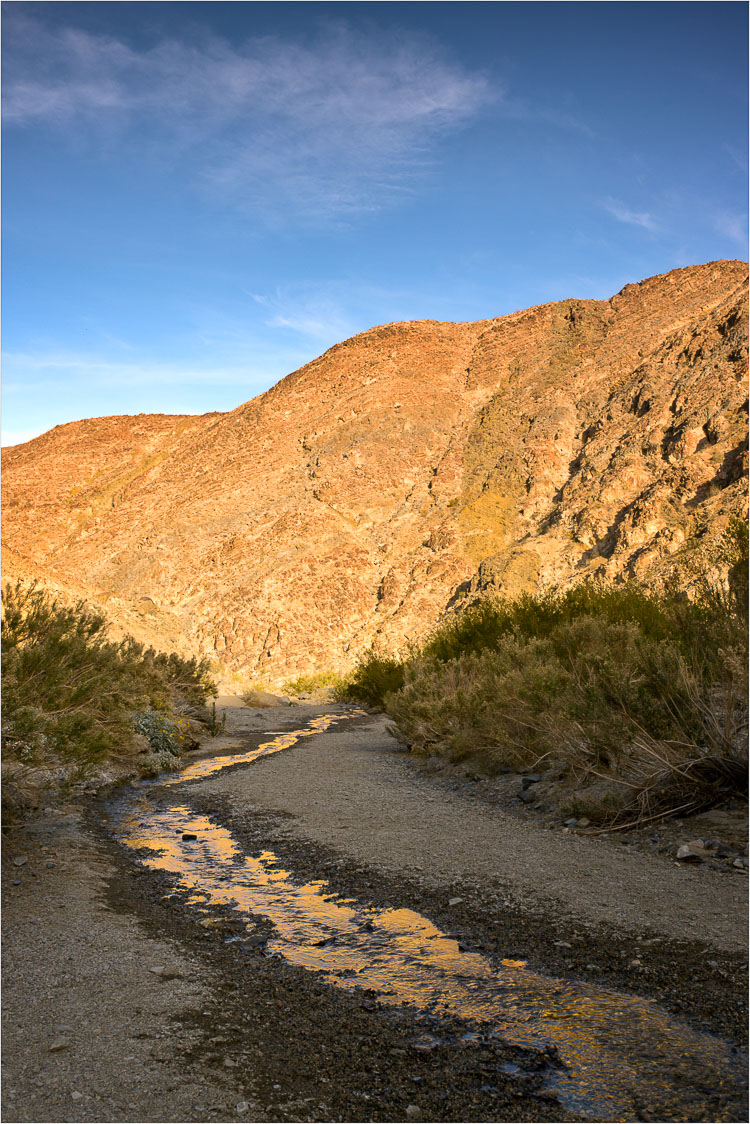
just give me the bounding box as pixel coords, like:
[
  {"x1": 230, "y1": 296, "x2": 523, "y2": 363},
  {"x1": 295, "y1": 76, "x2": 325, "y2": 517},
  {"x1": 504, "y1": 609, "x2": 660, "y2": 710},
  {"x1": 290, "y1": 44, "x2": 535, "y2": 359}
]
[
  {"x1": 2, "y1": 13, "x2": 494, "y2": 219},
  {"x1": 712, "y1": 210, "x2": 748, "y2": 248},
  {"x1": 251, "y1": 290, "x2": 358, "y2": 344},
  {"x1": 1, "y1": 349, "x2": 283, "y2": 392},
  {"x1": 602, "y1": 197, "x2": 659, "y2": 233}
]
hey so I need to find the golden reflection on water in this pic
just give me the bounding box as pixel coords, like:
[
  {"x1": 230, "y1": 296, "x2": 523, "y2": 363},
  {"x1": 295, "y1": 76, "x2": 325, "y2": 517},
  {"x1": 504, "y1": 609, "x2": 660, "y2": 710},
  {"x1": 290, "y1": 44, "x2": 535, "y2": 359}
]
[
  {"x1": 110, "y1": 713, "x2": 746, "y2": 1123},
  {"x1": 164, "y1": 713, "x2": 363, "y2": 786}
]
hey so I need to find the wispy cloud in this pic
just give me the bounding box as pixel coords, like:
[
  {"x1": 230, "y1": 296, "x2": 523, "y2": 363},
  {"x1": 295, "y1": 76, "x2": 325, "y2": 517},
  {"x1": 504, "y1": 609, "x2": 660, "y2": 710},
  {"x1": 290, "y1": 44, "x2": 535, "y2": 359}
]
[
  {"x1": 3, "y1": 14, "x2": 493, "y2": 220},
  {"x1": 1, "y1": 349, "x2": 278, "y2": 390},
  {"x1": 713, "y1": 210, "x2": 748, "y2": 248},
  {"x1": 251, "y1": 290, "x2": 357, "y2": 344},
  {"x1": 602, "y1": 197, "x2": 659, "y2": 232},
  {"x1": 502, "y1": 96, "x2": 594, "y2": 137},
  {"x1": 723, "y1": 144, "x2": 748, "y2": 175}
]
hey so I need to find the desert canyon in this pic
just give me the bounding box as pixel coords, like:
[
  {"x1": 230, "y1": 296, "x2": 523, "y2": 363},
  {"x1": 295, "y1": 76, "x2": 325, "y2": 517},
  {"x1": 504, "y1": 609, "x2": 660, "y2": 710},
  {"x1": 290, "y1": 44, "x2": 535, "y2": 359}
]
[{"x1": 3, "y1": 259, "x2": 747, "y2": 683}]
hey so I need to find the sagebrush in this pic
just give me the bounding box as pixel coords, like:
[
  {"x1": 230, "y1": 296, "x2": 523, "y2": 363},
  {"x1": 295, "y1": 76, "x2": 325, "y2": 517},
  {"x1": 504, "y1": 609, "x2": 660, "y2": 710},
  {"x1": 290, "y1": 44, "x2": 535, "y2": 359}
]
[
  {"x1": 2, "y1": 582, "x2": 216, "y2": 813},
  {"x1": 341, "y1": 518, "x2": 748, "y2": 825}
]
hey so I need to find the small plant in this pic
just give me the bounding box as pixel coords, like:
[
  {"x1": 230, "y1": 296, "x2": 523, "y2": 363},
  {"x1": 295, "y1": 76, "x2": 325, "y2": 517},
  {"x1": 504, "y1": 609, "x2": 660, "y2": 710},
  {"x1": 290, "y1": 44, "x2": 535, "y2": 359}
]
[
  {"x1": 207, "y1": 701, "x2": 227, "y2": 735},
  {"x1": 133, "y1": 707, "x2": 188, "y2": 757}
]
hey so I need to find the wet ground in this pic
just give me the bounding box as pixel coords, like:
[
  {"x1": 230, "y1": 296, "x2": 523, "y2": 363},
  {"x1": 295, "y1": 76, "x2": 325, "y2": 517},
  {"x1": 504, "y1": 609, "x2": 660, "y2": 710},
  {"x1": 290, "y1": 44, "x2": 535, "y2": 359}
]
[
  {"x1": 103, "y1": 706, "x2": 747, "y2": 1123},
  {"x1": 3, "y1": 700, "x2": 747, "y2": 1123}
]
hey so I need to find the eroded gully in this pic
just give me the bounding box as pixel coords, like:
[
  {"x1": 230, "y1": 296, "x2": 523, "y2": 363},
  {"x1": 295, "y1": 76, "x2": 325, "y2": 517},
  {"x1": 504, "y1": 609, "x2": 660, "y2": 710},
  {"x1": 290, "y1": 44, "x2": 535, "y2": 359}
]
[{"x1": 105, "y1": 709, "x2": 747, "y2": 1123}]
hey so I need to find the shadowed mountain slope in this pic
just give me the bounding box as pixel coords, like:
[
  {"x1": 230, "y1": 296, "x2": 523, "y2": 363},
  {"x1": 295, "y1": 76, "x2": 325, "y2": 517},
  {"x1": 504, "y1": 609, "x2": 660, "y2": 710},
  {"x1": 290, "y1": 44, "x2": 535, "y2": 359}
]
[{"x1": 3, "y1": 260, "x2": 747, "y2": 684}]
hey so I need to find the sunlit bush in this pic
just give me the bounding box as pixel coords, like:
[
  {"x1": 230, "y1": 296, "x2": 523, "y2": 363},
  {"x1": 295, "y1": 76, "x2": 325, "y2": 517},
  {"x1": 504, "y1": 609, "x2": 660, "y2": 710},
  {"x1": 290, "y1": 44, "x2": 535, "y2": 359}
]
[
  {"x1": 282, "y1": 670, "x2": 345, "y2": 695},
  {"x1": 2, "y1": 582, "x2": 216, "y2": 815},
  {"x1": 351, "y1": 518, "x2": 749, "y2": 825}
]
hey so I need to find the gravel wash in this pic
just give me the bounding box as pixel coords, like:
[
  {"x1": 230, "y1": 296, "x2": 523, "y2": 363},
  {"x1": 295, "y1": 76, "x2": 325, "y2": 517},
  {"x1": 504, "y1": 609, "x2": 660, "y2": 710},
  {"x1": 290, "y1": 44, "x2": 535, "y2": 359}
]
[
  {"x1": 2, "y1": 700, "x2": 747, "y2": 1124},
  {"x1": 1, "y1": 806, "x2": 263, "y2": 1124}
]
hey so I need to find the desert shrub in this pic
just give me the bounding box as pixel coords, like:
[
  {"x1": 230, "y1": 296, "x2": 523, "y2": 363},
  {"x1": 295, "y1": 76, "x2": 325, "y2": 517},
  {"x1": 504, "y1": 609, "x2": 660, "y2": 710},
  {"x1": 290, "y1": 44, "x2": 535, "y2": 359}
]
[
  {"x1": 420, "y1": 581, "x2": 714, "y2": 665},
  {"x1": 117, "y1": 640, "x2": 217, "y2": 711},
  {"x1": 133, "y1": 708, "x2": 192, "y2": 776},
  {"x1": 2, "y1": 582, "x2": 216, "y2": 812},
  {"x1": 388, "y1": 612, "x2": 747, "y2": 822},
  {"x1": 282, "y1": 670, "x2": 345, "y2": 695},
  {"x1": 133, "y1": 707, "x2": 192, "y2": 756},
  {"x1": 241, "y1": 685, "x2": 281, "y2": 707},
  {"x1": 388, "y1": 639, "x2": 570, "y2": 770},
  {"x1": 379, "y1": 518, "x2": 748, "y2": 825},
  {"x1": 338, "y1": 649, "x2": 405, "y2": 706},
  {"x1": 3, "y1": 584, "x2": 148, "y2": 772}
]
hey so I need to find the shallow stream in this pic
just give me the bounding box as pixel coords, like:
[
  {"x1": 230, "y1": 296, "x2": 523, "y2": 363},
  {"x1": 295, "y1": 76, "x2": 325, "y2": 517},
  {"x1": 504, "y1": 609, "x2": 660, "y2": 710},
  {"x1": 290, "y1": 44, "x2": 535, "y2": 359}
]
[{"x1": 107, "y1": 711, "x2": 746, "y2": 1122}]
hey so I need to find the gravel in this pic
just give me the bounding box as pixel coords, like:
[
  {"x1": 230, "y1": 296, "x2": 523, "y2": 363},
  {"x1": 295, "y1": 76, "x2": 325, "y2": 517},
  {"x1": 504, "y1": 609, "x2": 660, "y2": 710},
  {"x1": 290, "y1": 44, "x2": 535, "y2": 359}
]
[
  {"x1": 1, "y1": 809, "x2": 263, "y2": 1123},
  {"x1": 2, "y1": 699, "x2": 747, "y2": 1123},
  {"x1": 192, "y1": 707, "x2": 747, "y2": 954}
]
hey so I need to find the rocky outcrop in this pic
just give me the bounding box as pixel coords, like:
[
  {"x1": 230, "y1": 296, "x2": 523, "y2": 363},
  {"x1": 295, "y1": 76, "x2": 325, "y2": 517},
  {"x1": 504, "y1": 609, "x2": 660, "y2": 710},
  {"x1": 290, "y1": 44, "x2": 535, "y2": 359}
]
[{"x1": 3, "y1": 260, "x2": 747, "y2": 684}]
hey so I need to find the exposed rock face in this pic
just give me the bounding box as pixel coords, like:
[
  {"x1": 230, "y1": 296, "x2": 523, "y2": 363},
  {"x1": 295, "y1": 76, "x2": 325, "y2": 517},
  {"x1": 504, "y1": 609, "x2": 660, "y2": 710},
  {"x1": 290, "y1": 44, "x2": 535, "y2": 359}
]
[{"x1": 3, "y1": 261, "x2": 747, "y2": 684}]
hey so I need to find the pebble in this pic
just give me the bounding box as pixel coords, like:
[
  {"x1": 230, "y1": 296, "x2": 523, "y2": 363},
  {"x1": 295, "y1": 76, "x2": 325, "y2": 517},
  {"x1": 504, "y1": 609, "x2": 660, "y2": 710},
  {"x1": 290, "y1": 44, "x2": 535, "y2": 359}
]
[
  {"x1": 411, "y1": 1035, "x2": 439, "y2": 1051},
  {"x1": 235, "y1": 1103, "x2": 249, "y2": 1115},
  {"x1": 13, "y1": 856, "x2": 28, "y2": 867},
  {"x1": 49, "y1": 1038, "x2": 70, "y2": 1052},
  {"x1": 223, "y1": 1057, "x2": 237, "y2": 1067},
  {"x1": 149, "y1": 965, "x2": 182, "y2": 979},
  {"x1": 448, "y1": 897, "x2": 463, "y2": 906},
  {"x1": 71, "y1": 1091, "x2": 83, "y2": 1101},
  {"x1": 406, "y1": 1106, "x2": 423, "y2": 1120}
]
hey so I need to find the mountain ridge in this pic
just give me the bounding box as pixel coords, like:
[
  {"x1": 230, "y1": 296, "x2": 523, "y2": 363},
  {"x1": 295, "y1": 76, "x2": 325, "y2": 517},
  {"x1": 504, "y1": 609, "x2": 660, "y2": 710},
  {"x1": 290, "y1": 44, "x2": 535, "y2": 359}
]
[{"x1": 4, "y1": 259, "x2": 747, "y2": 685}]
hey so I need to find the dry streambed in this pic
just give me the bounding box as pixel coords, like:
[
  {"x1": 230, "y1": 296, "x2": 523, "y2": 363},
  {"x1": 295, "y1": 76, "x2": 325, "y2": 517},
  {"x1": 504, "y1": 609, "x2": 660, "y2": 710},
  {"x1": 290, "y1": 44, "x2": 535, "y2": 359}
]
[{"x1": 3, "y1": 699, "x2": 748, "y2": 1123}]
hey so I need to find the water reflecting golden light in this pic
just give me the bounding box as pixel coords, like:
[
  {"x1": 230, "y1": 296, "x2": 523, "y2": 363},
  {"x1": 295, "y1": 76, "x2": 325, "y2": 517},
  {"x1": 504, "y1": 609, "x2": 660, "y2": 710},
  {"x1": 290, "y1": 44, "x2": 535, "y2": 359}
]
[{"x1": 109, "y1": 714, "x2": 746, "y2": 1123}]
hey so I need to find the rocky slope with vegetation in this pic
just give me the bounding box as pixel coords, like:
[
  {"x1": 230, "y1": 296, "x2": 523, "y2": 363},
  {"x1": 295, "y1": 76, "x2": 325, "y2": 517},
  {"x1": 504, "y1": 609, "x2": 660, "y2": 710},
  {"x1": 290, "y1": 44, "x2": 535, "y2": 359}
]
[
  {"x1": 342, "y1": 537, "x2": 748, "y2": 829},
  {"x1": 3, "y1": 260, "x2": 747, "y2": 684}
]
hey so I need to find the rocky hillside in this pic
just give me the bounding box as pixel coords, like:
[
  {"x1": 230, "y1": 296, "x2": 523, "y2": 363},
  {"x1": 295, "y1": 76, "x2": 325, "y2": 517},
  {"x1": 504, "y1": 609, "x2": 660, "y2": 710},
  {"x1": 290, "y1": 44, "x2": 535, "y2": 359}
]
[{"x1": 3, "y1": 260, "x2": 747, "y2": 685}]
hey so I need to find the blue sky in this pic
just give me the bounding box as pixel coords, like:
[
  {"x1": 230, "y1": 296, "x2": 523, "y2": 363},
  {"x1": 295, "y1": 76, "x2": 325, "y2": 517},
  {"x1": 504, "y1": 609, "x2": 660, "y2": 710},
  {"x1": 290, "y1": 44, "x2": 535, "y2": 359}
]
[{"x1": 2, "y1": 1, "x2": 747, "y2": 445}]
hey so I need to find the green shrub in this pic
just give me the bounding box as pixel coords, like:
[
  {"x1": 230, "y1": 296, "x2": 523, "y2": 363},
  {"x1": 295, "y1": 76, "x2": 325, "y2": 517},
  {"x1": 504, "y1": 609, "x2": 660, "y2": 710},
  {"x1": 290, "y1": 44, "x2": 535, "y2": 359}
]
[
  {"x1": 378, "y1": 518, "x2": 748, "y2": 825},
  {"x1": 337, "y1": 649, "x2": 405, "y2": 707},
  {"x1": 2, "y1": 582, "x2": 216, "y2": 812},
  {"x1": 282, "y1": 670, "x2": 345, "y2": 695},
  {"x1": 133, "y1": 707, "x2": 191, "y2": 757},
  {"x1": 419, "y1": 581, "x2": 714, "y2": 665}
]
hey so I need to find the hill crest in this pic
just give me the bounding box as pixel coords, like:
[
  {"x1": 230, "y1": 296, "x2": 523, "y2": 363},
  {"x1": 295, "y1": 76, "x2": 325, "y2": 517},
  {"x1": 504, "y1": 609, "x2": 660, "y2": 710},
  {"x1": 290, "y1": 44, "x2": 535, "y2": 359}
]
[{"x1": 4, "y1": 259, "x2": 747, "y2": 685}]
